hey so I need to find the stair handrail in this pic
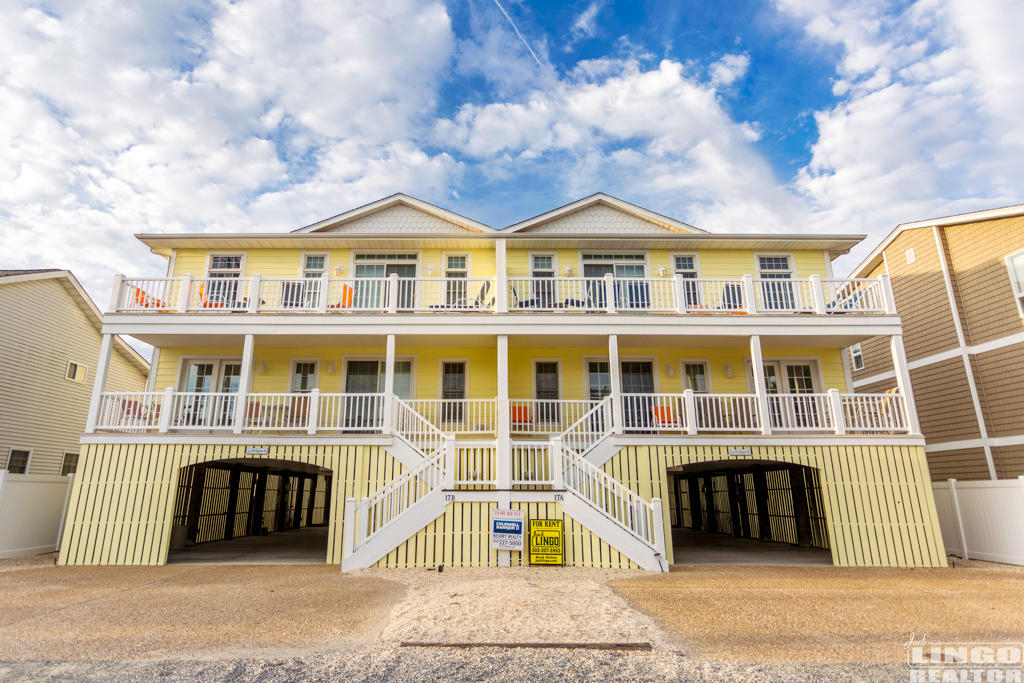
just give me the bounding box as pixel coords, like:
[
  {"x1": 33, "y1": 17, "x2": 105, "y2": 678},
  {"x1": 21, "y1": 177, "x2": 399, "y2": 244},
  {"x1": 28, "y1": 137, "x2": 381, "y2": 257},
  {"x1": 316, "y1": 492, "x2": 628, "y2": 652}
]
[
  {"x1": 392, "y1": 395, "x2": 447, "y2": 459},
  {"x1": 554, "y1": 396, "x2": 659, "y2": 548},
  {"x1": 558, "y1": 395, "x2": 614, "y2": 456}
]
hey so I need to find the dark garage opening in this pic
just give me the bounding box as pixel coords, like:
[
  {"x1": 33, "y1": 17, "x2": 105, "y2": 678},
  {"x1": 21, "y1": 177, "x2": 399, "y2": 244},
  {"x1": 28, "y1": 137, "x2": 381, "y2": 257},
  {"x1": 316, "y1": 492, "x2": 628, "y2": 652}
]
[
  {"x1": 667, "y1": 460, "x2": 832, "y2": 566},
  {"x1": 168, "y1": 459, "x2": 333, "y2": 564}
]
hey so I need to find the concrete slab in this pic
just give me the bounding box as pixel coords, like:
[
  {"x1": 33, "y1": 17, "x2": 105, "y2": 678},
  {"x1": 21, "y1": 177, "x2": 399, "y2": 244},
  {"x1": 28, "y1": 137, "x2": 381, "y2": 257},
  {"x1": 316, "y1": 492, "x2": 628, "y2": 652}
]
[
  {"x1": 168, "y1": 526, "x2": 329, "y2": 565},
  {"x1": 671, "y1": 528, "x2": 832, "y2": 566}
]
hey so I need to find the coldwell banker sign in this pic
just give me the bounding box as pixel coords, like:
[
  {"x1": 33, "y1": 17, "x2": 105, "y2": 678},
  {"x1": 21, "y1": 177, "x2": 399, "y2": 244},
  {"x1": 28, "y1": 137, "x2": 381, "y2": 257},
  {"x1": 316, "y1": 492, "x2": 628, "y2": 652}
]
[{"x1": 490, "y1": 508, "x2": 524, "y2": 551}]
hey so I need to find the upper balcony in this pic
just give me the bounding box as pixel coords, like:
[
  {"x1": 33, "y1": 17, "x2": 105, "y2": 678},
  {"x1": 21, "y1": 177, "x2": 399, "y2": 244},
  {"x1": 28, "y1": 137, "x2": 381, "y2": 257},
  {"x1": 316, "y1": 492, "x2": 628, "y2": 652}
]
[{"x1": 110, "y1": 273, "x2": 896, "y2": 317}]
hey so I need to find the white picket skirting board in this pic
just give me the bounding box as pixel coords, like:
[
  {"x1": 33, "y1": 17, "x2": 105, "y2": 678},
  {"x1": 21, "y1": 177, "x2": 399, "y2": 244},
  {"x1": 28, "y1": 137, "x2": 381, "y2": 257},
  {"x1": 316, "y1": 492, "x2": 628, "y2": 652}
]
[
  {"x1": 932, "y1": 477, "x2": 1024, "y2": 566},
  {"x1": 0, "y1": 471, "x2": 74, "y2": 560}
]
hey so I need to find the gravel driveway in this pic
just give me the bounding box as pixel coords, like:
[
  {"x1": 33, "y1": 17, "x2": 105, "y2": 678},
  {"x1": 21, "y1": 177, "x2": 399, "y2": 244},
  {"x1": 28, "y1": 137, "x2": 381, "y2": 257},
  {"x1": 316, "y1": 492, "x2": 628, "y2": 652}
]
[{"x1": 0, "y1": 556, "x2": 1019, "y2": 681}]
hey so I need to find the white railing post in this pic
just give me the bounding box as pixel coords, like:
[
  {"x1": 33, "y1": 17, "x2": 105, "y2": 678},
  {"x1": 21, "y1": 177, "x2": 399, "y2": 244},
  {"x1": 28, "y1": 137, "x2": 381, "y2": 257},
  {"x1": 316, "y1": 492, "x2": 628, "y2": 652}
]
[
  {"x1": 809, "y1": 274, "x2": 827, "y2": 314},
  {"x1": 495, "y1": 240, "x2": 509, "y2": 313},
  {"x1": 948, "y1": 478, "x2": 969, "y2": 561},
  {"x1": 827, "y1": 388, "x2": 846, "y2": 435},
  {"x1": 604, "y1": 273, "x2": 617, "y2": 314},
  {"x1": 307, "y1": 388, "x2": 321, "y2": 435},
  {"x1": 742, "y1": 274, "x2": 757, "y2": 314},
  {"x1": 443, "y1": 437, "x2": 456, "y2": 489},
  {"x1": 109, "y1": 274, "x2": 125, "y2": 312},
  {"x1": 749, "y1": 335, "x2": 772, "y2": 435},
  {"x1": 683, "y1": 389, "x2": 698, "y2": 435},
  {"x1": 673, "y1": 274, "x2": 687, "y2": 314},
  {"x1": 550, "y1": 437, "x2": 564, "y2": 490},
  {"x1": 387, "y1": 273, "x2": 400, "y2": 313},
  {"x1": 178, "y1": 274, "x2": 192, "y2": 312},
  {"x1": 880, "y1": 273, "x2": 898, "y2": 314},
  {"x1": 158, "y1": 387, "x2": 173, "y2": 433},
  {"x1": 248, "y1": 274, "x2": 261, "y2": 312},
  {"x1": 651, "y1": 497, "x2": 667, "y2": 571},
  {"x1": 608, "y1": 335, "x2": 624, "y2": 434},
  {"x1": 382, "y1": 334, "x2": 396, "y2": 433},
  {"x1": 318, "y1": 273, "x2": 330, "y2": 312},
  {"x1": 341, "y1": 498, "x2": 356, "y2": 569}
]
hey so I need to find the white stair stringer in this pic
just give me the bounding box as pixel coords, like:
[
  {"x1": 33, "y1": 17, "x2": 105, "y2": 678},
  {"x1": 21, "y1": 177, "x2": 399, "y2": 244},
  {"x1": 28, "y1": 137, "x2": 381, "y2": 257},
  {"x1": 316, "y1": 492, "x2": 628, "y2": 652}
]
[
  {"x1": 581, "y1": 436, "x2": 620, "y2": 467},
  {"x1": 341, "y1": 489, "x2": 445, "y2": 571},
  {"x1": 385, "y1": 436, "x2": 427, "y2": 469},
  {"x1": 561, "y1": 492, "x2": 666, "y2": 572}
]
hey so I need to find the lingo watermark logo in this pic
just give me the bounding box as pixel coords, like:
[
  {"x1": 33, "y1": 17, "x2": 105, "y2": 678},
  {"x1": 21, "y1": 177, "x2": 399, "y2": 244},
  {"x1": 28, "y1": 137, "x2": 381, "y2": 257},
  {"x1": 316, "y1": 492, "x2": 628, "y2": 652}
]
[{"x1": 906, "y1": 633, "x2": 1023, "y2": 682}]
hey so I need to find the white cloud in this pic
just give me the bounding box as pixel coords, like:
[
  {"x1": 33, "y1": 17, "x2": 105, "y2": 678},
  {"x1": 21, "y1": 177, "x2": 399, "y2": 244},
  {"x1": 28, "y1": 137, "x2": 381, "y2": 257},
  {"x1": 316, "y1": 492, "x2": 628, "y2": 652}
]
[
  {"x1": 570, "y1": 1, "x2": 603, "y2": 43},
  {"x1": 709, "y1": 53, "x2": 751, "y2": 87}
]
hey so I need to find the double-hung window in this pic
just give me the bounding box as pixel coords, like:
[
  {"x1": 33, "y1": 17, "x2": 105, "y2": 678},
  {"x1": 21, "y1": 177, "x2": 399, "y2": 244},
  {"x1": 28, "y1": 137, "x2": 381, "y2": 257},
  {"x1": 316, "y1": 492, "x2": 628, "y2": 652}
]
[
  {"x1": 683, "y1": 362, "x2": 709, "y2": 393},
  {"x1": 849, "y1": 343, "x2": 864, "y2": 371},
  {"x1": 757, "y1": 255, "x2": 795, "y2": 310},
  {"x1": 445, "y1": 255, "x2": 468, "y2": 307},
  {"x1": 1006, "y1": 249, "x2": 1024, "y2": 316},
  {"x1": 207, "y1": 254, "x2": 243, "y2": 306},
  {"x1": 531, "y1": 255, "x2": 555, "y2": 308},
  {"x1": 298, "y1": 254, "x2": 327, "y2": 308},
  {"x1": 673, "y1": 255, "x2": 700, "y2": 307}
]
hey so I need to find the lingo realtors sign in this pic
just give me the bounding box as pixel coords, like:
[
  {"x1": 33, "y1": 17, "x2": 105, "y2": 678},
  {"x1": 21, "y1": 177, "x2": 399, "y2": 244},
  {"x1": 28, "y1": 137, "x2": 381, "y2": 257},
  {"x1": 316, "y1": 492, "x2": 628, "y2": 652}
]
[
  {"x1": 490, "y1": 508, "x2": 524, "y2": 551},
  {"x1": 529, "y1": 519, "x2": 564, "y2": 566}
]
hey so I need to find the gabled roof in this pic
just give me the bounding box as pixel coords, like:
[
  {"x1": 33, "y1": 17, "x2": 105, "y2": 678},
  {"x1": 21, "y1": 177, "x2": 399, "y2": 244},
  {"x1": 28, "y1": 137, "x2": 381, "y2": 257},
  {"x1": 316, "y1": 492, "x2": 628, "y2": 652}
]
[
  {"x1": 502, "y1": 193, "x2": 709, "y2": 234},
  {"x1": 0, "y1": 269, "x2": 150, "y2": 375},
  {"x1": 291, "y1": 193, "x2": 495, "y2": 234},
  {"x1": 851, "y1": 203, "x2": 1024, "y2": 277}
]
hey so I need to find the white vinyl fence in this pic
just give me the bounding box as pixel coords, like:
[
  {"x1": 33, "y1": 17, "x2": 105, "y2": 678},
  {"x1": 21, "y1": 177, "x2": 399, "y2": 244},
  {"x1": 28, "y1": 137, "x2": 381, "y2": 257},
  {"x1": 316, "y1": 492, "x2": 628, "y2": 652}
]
[
  {"x1": 0, "y1": 470, "x2": 74, "y2": 560},
  {"x1": 932, "y1": 477, "x2": 1024, "y2": 566}
]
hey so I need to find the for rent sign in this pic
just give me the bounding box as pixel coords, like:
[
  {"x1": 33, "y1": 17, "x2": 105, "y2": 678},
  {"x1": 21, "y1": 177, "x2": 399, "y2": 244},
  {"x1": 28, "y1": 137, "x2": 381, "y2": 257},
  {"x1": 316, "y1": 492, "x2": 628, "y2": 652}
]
[
  {"x1": 529, "y1": 519, "x2": 564, "y2": 565},
  {"x1": 490, "y1": 508, "x2": 524, "y2": 551}
]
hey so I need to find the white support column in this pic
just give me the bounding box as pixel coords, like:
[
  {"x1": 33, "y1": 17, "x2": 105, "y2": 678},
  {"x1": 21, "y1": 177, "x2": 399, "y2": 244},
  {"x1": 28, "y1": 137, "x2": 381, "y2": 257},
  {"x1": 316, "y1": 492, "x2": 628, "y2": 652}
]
[
  {"x1": 145, "y1": 348, "x2": 161, "y2": 393},
  {"x1": 604, "y1": 273, "x2": 617, "y2": 314},
  {"x1": 387, "y1": 273, "x2": 400, "y2": 313},
  {"x1": 495, "y1": 240, "x2": 508, "y2": 313},
  {"x1": 307, "y1": 388, "x2": 321, "y2": 435},
  {"x1": 880, "y1": 273, "x2": 898, "y2": 314},
  {"x1": 827, "y1": 388, "x2": 846, "y2": 435},
  {"x1": 673, "y1": 274, "x2": 687, "y2": 314},
  {"x1": 608, "y1": 334, "x2": 624, "y2": 434},
  {"x1": 382, "y1": 334, "x2": 396, "y2": 433},
  {"x1": 889, "y1": 334, "x2": 921, "y2": 435},
  {"x1": 496, "y1": 335, "x2": 511, "y2": 489},
  {"x1": 550, "y1": 437, "x2": 565, "y2": 490},
  {"x1": 749, "y1": 335, "x2": 772, "y2": 435},
  {"x1": 233, "y1": 334, "x2": 255, "y2": 434},
  {"x1": 178, "y1": 274, "x2": 192, "y2": 312},
  {"x1": 318, "y1": 272, "x2": 330, "y2": 313},
  {"x1": 158, "y1": 387, "x2": 173, "y2": 433},
  {"x1": 444, "y1": 437, "x2": 456, "y2": 489},
  {"x1": 85, "y1": 334, "x2": 114, "y2": 433},
  {"x1": 248, "y1": 274, "x2": 261, "y2": 313},
  {"x1": 109, "y1": 274, "x2": 124, "y2": 312}
]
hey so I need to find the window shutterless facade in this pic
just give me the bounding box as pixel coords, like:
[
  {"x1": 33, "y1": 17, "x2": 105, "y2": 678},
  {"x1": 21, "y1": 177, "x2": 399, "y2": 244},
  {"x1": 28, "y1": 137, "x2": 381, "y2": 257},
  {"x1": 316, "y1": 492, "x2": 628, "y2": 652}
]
[
  {"x1": 673, "y1": 254, "x2": 700, "y2": 306},
  {"x1": 757, "y1": 254, "x2": 795, "y2": 310},
  {"x1": 531, "y1": 254, "x2": 556, "y2": 307},
  {"x1": 5, "y1": 449, "x2": 30, "y2": 474},
  {"x1": 445, "y1": 254, "x2": 468, "y2": 306},
  {"x1": 61, "y1": 452, "x2": 79, "y2": 476},
  {"x1": 65, "y1": 361, "x2": 87, "y2": 383},
  {"x1": 849, "y1": 343, "x2": 864, "y2": 371}
]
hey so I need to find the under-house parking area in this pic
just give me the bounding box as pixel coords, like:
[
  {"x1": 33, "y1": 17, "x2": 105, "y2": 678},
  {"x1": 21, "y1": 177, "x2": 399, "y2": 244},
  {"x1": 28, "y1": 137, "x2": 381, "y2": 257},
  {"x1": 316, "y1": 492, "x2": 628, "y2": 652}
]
[
  {"x1": 168, "y1": 459, "x2": 333, "y2": 565},
  {"x1": 667, "y1": 460, "x2": 832, "y2": 565}
]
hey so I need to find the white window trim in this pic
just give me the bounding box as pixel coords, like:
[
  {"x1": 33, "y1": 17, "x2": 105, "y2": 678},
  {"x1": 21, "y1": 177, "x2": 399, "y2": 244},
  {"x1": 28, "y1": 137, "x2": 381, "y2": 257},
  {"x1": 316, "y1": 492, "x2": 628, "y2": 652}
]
[
  {"x1": 65, "y1": 360, "x2": 88, "y2": 383},
  {"x1": 4, "y1": 447, "x2": 31, "y2": 474},
  {"x1": 618, "y1": 356, "x2": 661, "y2": 393},
  {"x1": 339, "y1": 355, "x2": 417, "y2": 396},
  {"x1": 754, "y1": 253, "x2": 796, "y2": 278},
  {"x1": 849, "y1": 343, "x2": 865, "y2": 371},
  {"x1": 577, "y1": 251, "x2": 650, "y2": 278},
  {"x1": 1004, "y1": 247, "x2": 1024, "y2": 317},
  {"x1": 670, "y1": 253, "x2": 701, "y2": 277},
  {"x1": 174, "y1": 356, "x2": 243, "y2": 392},
  {"x1": 205, "y1": 252, "x2": 247, "y2": 278},
  {"x1": 349, "y1": 251, "x2": 421, "y2": 278},
  {"x1": 528, "y1": 252, "x2": 559, "y2": 277},
  {"x1": 299, "y1": 252, "x2": 330, "y2": 278},
  {"x1": 679, "y1": 359, "x2": 713, "y2": 393},
  {"x1": 582, "y1": 356, "x2": 611, "y2": 401},
  {"x1": 289, "y1": 359, "x2": 321, "y2": 392},
  {"x1": 441, "y1": 251, "x2": 471, "y2": 278},
  {"x1": 61, "y1": 451, "x2": 79, "y2": 476},
  {"x1": 531, "y1": 358, "x2": 563, "y2": 400},
  {"x1": 438, "y1": 358, "x2": 470, "y2": 400}
]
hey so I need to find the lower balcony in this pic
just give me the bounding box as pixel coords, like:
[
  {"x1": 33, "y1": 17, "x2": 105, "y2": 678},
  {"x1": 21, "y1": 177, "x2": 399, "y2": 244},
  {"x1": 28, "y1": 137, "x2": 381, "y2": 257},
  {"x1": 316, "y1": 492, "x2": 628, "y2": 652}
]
[{"x1": 92, "y1": 391, "x2": 911, "y2": 437}]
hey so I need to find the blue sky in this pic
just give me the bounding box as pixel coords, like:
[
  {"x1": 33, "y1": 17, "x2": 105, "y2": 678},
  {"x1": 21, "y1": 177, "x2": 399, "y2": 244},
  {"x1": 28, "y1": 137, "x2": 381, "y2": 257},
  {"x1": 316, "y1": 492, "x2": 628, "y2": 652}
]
[{"x1": 2, "y1": 0, "x2": 1022, "y2": 304}]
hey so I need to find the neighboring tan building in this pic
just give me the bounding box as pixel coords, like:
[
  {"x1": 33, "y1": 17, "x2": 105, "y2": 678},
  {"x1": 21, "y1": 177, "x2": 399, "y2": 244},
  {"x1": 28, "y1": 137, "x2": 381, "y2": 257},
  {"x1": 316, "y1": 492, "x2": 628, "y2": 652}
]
[
  {"x1": 849, "y1": 205, "x2": 1024, "y2": 482},
  {"x1": 0, "y1": 270, "x2": 149, "y2": 476},
  {"x1": 60, "y1": 193, "x2": 946, "y2": 570}
]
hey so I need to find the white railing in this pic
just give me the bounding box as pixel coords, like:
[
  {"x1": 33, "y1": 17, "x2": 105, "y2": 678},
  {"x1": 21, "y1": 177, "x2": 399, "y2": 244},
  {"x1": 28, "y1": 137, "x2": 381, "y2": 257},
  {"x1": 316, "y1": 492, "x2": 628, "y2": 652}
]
[
  {"x1": 509, "y1": 399, "x2": 600, "y2": 434},
  {"x1": 511, "y1": 441, "x2": 553, "y2": 485},
  {"x1": 353, "y1": 444, "x2": 446, "y2": 548},
  {"x1": 112, "y1": 274, "x2": 895, "y2": 316},
  {"x1": 405, "y1": 399, "x2": 496, "y2": 434},
  {"x1": 824, "y1": 278, "x2": 888, "y2": 314},
  {"x1": 392, "y1": 396, "x2": 447, "y2": 458},
  {"x1": 245, "y1": 393, "x2": 311, "y2": 431},
  {"x1": 842, "y1": 393, "x2": 908, "y2": 433},
  {"x1": 95, "y1": 391, "x2": 165, "y2": 431},
  {"x1": 693, "y1": 394, "x2": 761, "y2": 432},
  {"x1": 559, "y1": 396, "x2": 614, "y2": 457},
  {"x1": 768, "y1": 393, "x2": 833, "y2": 432},
  {"x1": 452, "y1": 441, "x2": 497, "y2": 487},
  {"x1": 621, "y1": 393, "x2": 687, "y2": 432},
  {"x1": 167, "y1": 392, "x2": 237, "y2": 430},
  {"x1": 319, "y1": 393, "x2": 385, "y2": 432}
]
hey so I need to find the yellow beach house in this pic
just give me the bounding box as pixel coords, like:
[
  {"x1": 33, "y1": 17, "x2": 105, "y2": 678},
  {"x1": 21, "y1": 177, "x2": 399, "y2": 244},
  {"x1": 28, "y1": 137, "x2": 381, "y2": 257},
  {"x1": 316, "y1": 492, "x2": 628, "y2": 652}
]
[{"x1": 62, "y1": 194, "x2": 947, "y2": 570}]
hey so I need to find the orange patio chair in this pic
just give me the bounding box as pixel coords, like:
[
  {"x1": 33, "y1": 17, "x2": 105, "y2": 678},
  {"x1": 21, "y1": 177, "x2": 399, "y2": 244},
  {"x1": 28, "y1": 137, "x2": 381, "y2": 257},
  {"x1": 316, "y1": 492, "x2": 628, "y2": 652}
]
[
  {"x1": 510, "y1": 405, "x2": 532, "y2": 430},
  {"x1": 652, "y1": 405, "x2": 676, "y2": 429}
]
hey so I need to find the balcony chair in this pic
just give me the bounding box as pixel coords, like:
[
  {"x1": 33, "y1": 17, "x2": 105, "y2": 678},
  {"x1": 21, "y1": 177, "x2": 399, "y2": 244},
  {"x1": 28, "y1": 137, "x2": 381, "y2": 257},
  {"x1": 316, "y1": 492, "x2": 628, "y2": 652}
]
[
  {"x1": 327, "y1": 284, "x2": 355, "y2": 310},
  {"x1": 826, "y1": 285, "x2": 868, "y2": 313},
  {"x1": 430, "y1": 279, "x2": 493, "y2": 311},
  {"x1": 651, "y1": 405, "x2": 677, "y2": 430},
  {"x1": 289, "y1": 394, "x2": 310, "y2": 428},
  {"x1": 509, "y1": 285, "x2": 543, "y2": 310},
  {"x1": 197, "y1": 282, "x2": 248, "y2": 311},
  {"x1": 131, "y1": 285, "x2": 168, "y2": 311},
  {"x1": 510, "y1": 405, "x2": 532, "y2": 430}
]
